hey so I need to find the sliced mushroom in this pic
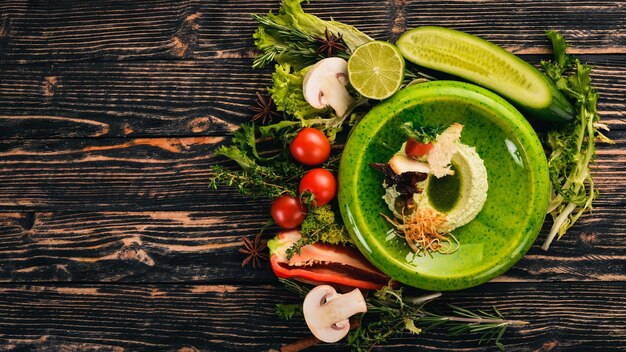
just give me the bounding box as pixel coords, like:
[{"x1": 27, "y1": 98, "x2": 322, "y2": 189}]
[
  {"x1": 303, "y1": 285, "x2": 367, "y2": 343},
  {"x1": 303, "y1": 57, "x2": 356, "y2": 118}
]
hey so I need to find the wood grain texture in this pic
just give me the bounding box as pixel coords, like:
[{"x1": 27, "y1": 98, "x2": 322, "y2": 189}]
[
  {"x1": 0, "y1": 55, "x2": 624, "y2": 138},
  {"x1": 0, "y1": 0, "x2": 392, "y2": 64},
  {"x1": 0, "y1": 210, "x2": 268, "y2": 283},
  {"x1": 401, "y1": 0, "x2": 626, "y2": 53},
  {"x1": 0, "y1": 0, "x2": 624, "y2": 65},
  {"x1": 0, "y1": 59, "x2": 272, "y2": 138},
  {"x1": 0, "y1": 132, "x2": 623, "y2": 211},
  {"x1": 0, "y1": 282, "x2": 623, "y2": 351},
  {"x1": 0, "y1": 207, "x2": 624, "y2": 283},
  {"x1": 0, "y1": 0, "x2": 624, "y2": 351}
]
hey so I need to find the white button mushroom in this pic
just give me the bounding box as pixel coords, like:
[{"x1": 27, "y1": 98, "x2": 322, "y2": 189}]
[
  {"x1": 303, "y1": 57, "x2": 356, "y2": 118},
  {"x1": 302, "y1": 285, "x2": 367, "y2": 343}
]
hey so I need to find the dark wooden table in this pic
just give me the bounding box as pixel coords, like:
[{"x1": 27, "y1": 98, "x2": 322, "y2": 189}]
[{"x1": 0, "y1": 1, "x2": 624, "y2": 351}]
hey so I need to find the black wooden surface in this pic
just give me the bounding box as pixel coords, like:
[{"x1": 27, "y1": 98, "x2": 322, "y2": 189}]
[{"x1": 0, "y1": 0, "x2": 625, "y2": 351}]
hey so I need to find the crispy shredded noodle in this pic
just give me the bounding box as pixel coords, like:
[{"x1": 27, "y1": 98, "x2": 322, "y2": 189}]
[{"x1": 383, "y1": 207, "x2": 460, "y2": 256}]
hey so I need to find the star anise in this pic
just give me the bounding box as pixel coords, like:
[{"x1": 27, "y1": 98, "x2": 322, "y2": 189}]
[
  {"x1": 250, "y1": 91, "x2": 278, "y2": 124},
  {"x1": 316, "y1": 27, "x2": 348, "y2": 58},
  {"x1": 240, "y1": 233, "x2": 269, "y2": 269}
]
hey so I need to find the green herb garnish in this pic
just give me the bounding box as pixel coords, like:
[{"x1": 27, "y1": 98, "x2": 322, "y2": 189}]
[
  {"x1": 276, "y1": 303, "x2": 303, "y2": 320},
  {"x1": 540, "y1": 31, "x2": 613, "y2": 250},
  {"x1": 252, "y1": 0, "x2": 372, "y2": 69},
  {"x1": 401, "y1": 122, "x2": 444, "y2": 144},
  {"x1": 285, "y1": 204, "x2": 352, "y2": 259},
  {"x1": 209, "y1": 122, "x2": 305, "y2": 199}
]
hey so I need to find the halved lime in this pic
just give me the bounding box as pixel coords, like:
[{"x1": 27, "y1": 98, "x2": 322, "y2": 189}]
[{"x1": 348, "y1": 41, "x2": 405, "y2": 100}]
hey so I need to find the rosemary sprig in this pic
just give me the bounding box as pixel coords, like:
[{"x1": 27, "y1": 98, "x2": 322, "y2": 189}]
[
  {"x1": 280, "y1": 278, "x2": 311, "y2": 297},
  {"x1": 252, "y1": 14, "x2": 350, "y2": 69},
  {"x1": 278, "y1": 279, "x2": 527, "y2": 351},
  {"x1": 419, "y1": 305, "x2": 528, "y2": 350}
]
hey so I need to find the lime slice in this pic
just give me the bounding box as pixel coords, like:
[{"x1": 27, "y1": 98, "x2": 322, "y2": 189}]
[{"x1": 348, "y1": 41, "x2": 405, "y2": 100}]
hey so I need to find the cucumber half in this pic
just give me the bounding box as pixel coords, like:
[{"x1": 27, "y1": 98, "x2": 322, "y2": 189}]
[{"x1": 397, "y1": 26, "x2": 574, "y2": 123}]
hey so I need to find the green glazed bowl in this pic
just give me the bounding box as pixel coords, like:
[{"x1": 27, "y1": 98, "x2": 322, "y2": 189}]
[{"x1": 338, "y1": 81, "x2": 550, "y2": 291}]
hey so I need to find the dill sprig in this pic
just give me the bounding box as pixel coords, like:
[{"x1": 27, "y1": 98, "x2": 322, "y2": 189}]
[{"x1": 278, "y1": 279, "x2": 527, "y2": 351}]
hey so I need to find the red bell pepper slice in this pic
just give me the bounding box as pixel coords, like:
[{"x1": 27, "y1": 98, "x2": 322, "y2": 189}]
[{"x1": 267, "y1": 230, "x2": 391, "y2": 290}]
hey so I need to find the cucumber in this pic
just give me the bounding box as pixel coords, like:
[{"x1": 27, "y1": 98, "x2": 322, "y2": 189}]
[{"x1": 397, "y1": 26, "x2": 574, "y2": 123}]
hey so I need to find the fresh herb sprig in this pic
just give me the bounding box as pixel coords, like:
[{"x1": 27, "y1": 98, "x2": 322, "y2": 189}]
[
  {"x1": 276, "y1": 303, "x2": 303, "y2": 320},
  {"x1": 210, "y1": 164, "x2": 296, "y2": 199},
  {"x1": 278, "y1": 279, "x2": 527, "y2": 351},
  {"x1": 210, "y1": 121, "x2": 306, "y2": 199},
  {"x1": 252, "y1": 14, "x2": 321, "y2": 69},
  {"x1": 418, "y1": 305, "x2": 527, "y2": 351},
  {"x1": 285, "y1": 204, "x2": 352, "y2": 260},
  {"x1": 401, "y1": 122, "x2": 444, "y2": 144},
  {"x1": 252, "y1": 14, "x2": 350, "y2": 69},
  {"x1": 540, "y1": 31, "x2": 613, "y2": 250}
]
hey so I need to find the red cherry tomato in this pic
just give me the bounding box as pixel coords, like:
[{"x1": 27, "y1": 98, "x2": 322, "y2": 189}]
[
  {"x1": 290, "y1": 128, "x2": 331, "y2": 166},
  {"x1": 299, "y1": 168, "x2": 337, "y2": 207},
  {"x1": 271, "y1": 195, "x2": 307, "y2": 229},
  {"x1": 405, "y1": 138, "x2": 434, "y2": 158}
]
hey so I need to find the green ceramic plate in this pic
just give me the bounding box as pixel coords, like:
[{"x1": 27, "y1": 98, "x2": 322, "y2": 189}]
[{"x1": 338, "y1": 81, "x2": 550, "y2": 291}]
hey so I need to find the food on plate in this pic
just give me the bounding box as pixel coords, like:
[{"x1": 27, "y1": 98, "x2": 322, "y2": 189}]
[
  {"x1": 268, "y1": 230, "x2": 391, "y2": 290},
  {"x1": 373, "y1": 123, "x2": 488, "y2": 255},
  {"x1": 397, "y1": 26, "x2": 575, "y2": 123},
  {"x1": 340, "y1": 80, "x2": 552, "y2": 292},
  {"x1": 347, "y1": 41, "x2": 405, "y2": 100},
  {"x1": 303, "y1": 285, "x2": 366, "y2": 343}
]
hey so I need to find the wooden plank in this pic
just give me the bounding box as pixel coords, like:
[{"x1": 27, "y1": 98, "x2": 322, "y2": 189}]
[
  {"x1": 0, "y1": 131, "x2": 623, "y2": 211},
  {"x1": 0, "y1": 282, "x2": 623, "y2": 351},
  {"x1": 0, "y1": 206, "x2": 623, "y2": 283},
  {"x1": 0, "y1": 0, "x2": 392, "y2": 64},
  {"x1": 0, "y1": 55, "x2": 624, "y2": 138},
  {"x1": 0, "y1": 0, "x2": 200, "y2": 63},
  {"x1": 0, "y1": 210, "x2": 269, "y2": 283},
  {"x1": 0, "y1": 136, "x2": 247, "y2": 210},
  {"x1": 1, "y1": 0, "x2": 624, "y2": 64},
  {"x1": 0, "y1": 59, "x2": 271, "y2": 138}
]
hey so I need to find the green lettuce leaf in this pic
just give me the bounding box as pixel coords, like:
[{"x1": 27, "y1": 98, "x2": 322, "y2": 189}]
[
  {"x1": 540, "y1": 30, "x2": 613, "y2": 250},
  {"x1": 253, "y1": 0, "x2": 372, "y2": 69},
  {"x1": 268, "y1": 63, "x2": 328, "y2": 122},
  {"x1": 267, "y1": 0, "x2": 372, "y2": 50},
  {"x1": 267, "y1": 62, "x2": 352, "y2": 143}
]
